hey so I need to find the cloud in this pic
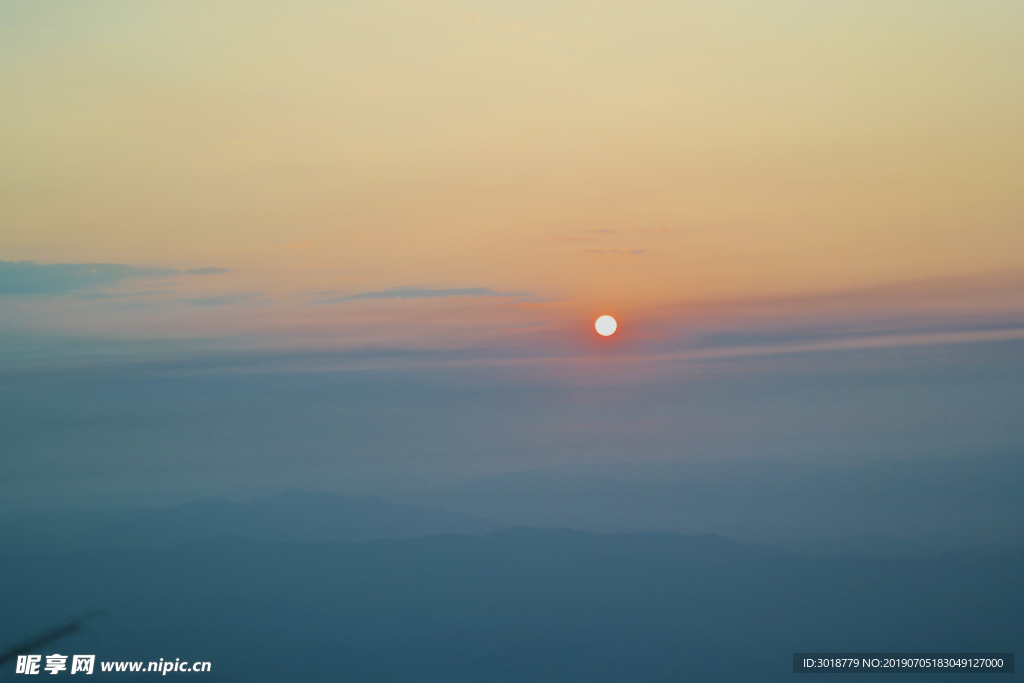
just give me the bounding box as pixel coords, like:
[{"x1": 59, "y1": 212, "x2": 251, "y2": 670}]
[
  {"x1": 310, "y1": 286, "x2": 545, "y2": 305},
  {"x1": 73, "y1": 289, "x2": 179, "y2": 301},
  {"x1": 0, "y1": 261, "x2": 230, "y2": 296},
  {"x1": 181, "y1": 293, "x2": 264, "y2": 307},
  {"x1": 582, "y1": 249, "x2": 647, "y2": 256},
  {"x1": 672, "y1": 269, "x2": 1024, "y2": 322},
  {"x1": 185, "y1": 267, "x2": 232, "y2": 276},
  {"x1": 547, "y1": 236, "x2": 597, "y2": 243}
]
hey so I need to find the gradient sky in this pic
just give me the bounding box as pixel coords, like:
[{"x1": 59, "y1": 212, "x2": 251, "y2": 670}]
[{"x1": 2, "y1": 1, "x2": 1023, "y2": 508}]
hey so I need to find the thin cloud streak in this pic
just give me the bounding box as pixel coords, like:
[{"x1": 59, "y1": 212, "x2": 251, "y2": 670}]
[
  {"x1": 94, "y1": 326, "x2": 1021, "y2": 378},
  {"x1": 649, "y1": 327, "x2": 1024, "y2": 364},
  {"x1": 310, "y1": 286, "x2": 546, "y2": 305},
  {"x1": 182, "y1": 293, "x2": 265, "y2": 307},
  {"x1": 0, "y1": 261, "x2": 231, "y2": 296},
  {"x1": 450, "y1": 326, "x2": 1024, "y2": 372}
]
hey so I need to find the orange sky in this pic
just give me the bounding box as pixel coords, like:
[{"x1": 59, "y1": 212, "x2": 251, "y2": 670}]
[{"x1": 2, "y1": 1, "x2": 1023, "y2": 346}]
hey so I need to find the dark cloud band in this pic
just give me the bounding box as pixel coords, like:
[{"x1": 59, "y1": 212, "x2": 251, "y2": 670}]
[
  {"x1": 311, "y1": 286, "x2": 544, "y2": 305},
  {"x1": 0, "y1": 261, "x2": 230, "y2": 296}
]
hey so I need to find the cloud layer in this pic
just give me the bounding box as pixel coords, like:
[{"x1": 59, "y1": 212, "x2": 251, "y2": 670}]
[
  {"x1": 0, "y1": 261, "x2": 230, "y2": 296},
  {"x1": 311, "y1": 286, "x2": 544, "y2": 305},
  {"x1": 182, "y1": 293, "x2": 264, "y2": 307}
]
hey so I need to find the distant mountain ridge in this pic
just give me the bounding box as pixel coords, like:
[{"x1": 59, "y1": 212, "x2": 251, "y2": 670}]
[
  {"x1": 5, "y1": 452, "x2": 1022, "y2": 558},
  {"x1": 412, "y1": 452, "x2": 1024, "y2": 552},
  {"x1": 0, "y1": 490, "x2": 505, "y2": 554}
]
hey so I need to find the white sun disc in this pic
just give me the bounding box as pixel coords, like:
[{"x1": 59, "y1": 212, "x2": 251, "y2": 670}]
[{"x1": 595, "y1": 315, "x2": 617, "y2": 336}]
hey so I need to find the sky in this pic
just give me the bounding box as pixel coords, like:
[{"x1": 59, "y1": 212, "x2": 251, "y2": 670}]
[{"x1": 2, "y1": 1, "x2": 1023, "y2": 508}]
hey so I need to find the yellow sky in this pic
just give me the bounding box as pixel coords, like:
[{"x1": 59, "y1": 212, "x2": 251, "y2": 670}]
[{"x1": 2, "y1": 0, "x2": 1023, "y2": 320}]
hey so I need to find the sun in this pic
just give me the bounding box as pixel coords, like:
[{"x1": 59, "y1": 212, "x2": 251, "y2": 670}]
[{"x1": 595, "y1": 315, "x2": 617, "y2": 336}]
